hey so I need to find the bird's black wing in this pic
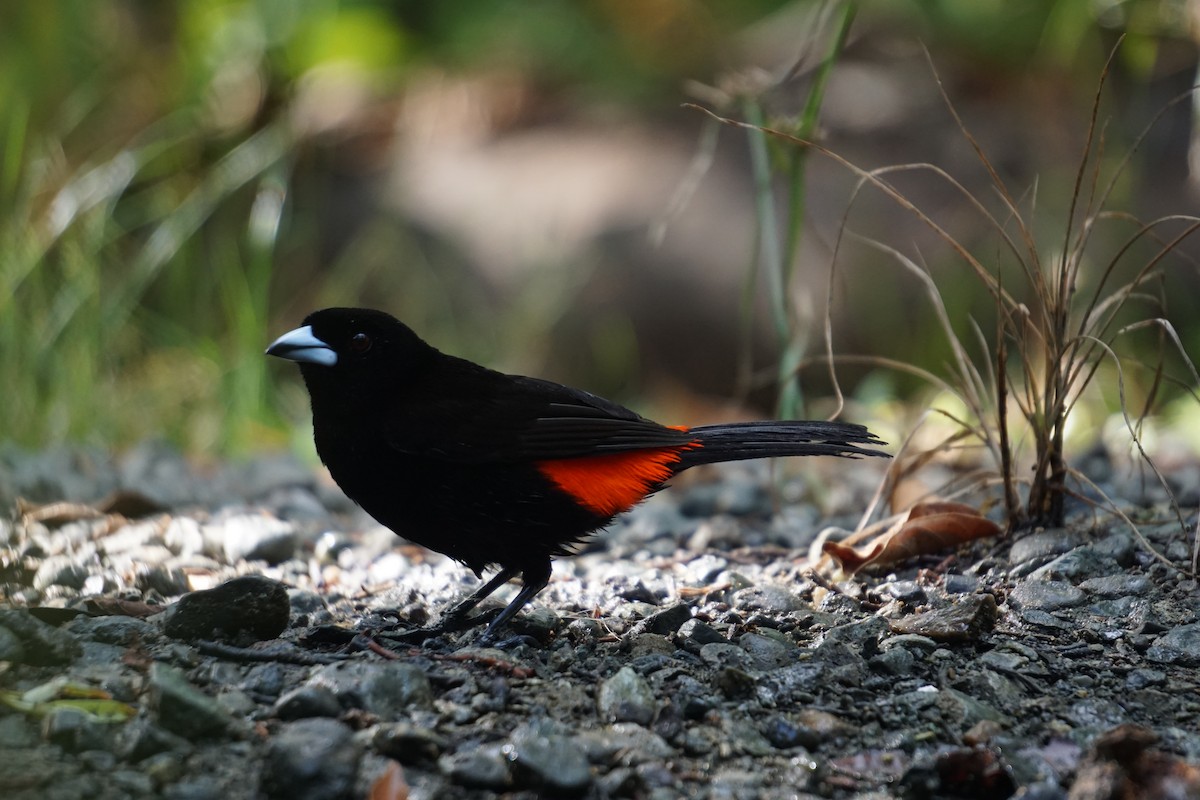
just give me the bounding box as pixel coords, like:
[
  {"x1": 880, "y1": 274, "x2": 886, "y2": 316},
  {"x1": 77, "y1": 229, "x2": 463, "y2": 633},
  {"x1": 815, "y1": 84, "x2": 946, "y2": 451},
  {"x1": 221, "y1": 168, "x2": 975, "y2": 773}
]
[{"x1": 385, "y1": 367, "x2": 694, "y2": 463}]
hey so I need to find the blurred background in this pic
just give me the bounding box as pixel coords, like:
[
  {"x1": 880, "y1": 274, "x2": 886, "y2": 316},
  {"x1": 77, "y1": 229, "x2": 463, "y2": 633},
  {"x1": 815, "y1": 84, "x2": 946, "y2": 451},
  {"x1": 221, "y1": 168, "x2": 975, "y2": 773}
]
[{"x1": 3, "y1": 0, "x2": 1200, "y2": 460}]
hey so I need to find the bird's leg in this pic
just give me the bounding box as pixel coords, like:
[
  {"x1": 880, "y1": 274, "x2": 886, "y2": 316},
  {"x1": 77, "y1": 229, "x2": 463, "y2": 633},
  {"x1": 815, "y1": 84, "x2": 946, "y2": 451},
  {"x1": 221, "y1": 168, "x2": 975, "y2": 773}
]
[
  {"x1": 436, "y1": 566, "x2": 519, "y2": 631},
  {"x1": 380, "y1": 567, "x2": 518, "y2": 643},
  {"x1": 475, "y1": 559, "x2": 551, "y2": 647}
]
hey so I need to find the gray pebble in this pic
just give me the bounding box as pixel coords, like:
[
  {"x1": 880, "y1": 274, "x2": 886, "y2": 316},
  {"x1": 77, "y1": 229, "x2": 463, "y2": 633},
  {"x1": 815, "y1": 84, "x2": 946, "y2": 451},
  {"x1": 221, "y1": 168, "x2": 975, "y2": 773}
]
[
  {"x1": 1126, "y1": 667, "x2": 1167, "y2": 689},
  {"x1": 371, "y1": 722, "x2": 446, "y2": 763},
  {"x1": 41, "y1": 706, "x2": 108, "y2": 752},
  {"x1": 1008, "y1": 580, "x2": 1086, "y2": 611},
  {"x1": 629, "y1": 603, "x2": 692, "y2": 636},
  {"x1": 219, "y1": 514, "x2": 297, "y2": 565},
  {"x1": 871, "y1": 646, "x2": 915, "y2": 676},
  {"x1": 1145, "y1": 623, "x2": 1200, "y2": 665},
  {"x1": 943, "y1": 573, "x2": 980, "y2": 594},
  {"x1": 149, "y1": 662, "x2": 234, "y2": 740},
  {"x1": 163, "y1": 575, "x2": 290, "y2": 642},
  {"x1": 509, "y1": 606, "x2": 561, "y2": 643},
  {"x1": 1009, "y1": 529, "x2": 1085, "y2": 567},
  {"x1": 307, "y1": 660, "x2": 433, "y2": 718},
  {"x1": 1079, "y1": 574, "x2": 1153, "y2": 597},
  {"x1": 110, "y1": 769, "x2": 157, "y2": 796},
  {"x1": 161, "y1": 780, "x2": 224, "y2": 800},
  {"x1": 0, "y1": 714, "x2": 37, "y2": 748},
  {"x1": 117, "y1": 717, "x2": 193, "y2": 763},
  {"x1": 1028, "y1": 547, "x2": 1118, "y2": 583},
  {"x1": 32, "y1": 554, "x2": 90, "y2": 591},
  {"x1": 575, "y1": 723, "x2": 675, "y2": 765},
  {"x1": 0, "y1": 624, "x2": 26, "y2": 663},
  {"x1": 676, "y1": 618, "x2": 727, "y2": 648},
  {"x1": 69, "y1": 614, "x2": 158, "y2": 645},
  {"x1": 737, "y1": 632, "x2": 797, "y2": 669},
  {"x1": 699, "y1": 642, "x2": 757, "y2": 670},
  {"x1": 878, "y1": 580, "x2": 927, "y2": 604},
  {"x1": 440, "y1": 747, "x2": 512, "y2": 790},
  {"x1": 274, "y1": 685, "x2": 342, "y2": 720},
  {"x1": 135, "y1": 565, "x2": 191, "y2": 597},
  {"x1": 164, "y1": 518, "x2": 205, "y2": 556},
  {"x1": 132, "y1": 752, "x2": 183, "y2": 788},
  {"x1": 0, "y1": 609, "x2": 82, "y2": 665},
  {"x1": 597, "y1": 666, "x2": 656, "y2": 725},
  {"x1": 732, "y1": 583, "x2": 804, "y2": 613},
  {"x1": 504, "y1": 723, "x2": 592, "y2": 796},
  {"x1": 260, "y1": 718, "x2": 361, "y2": 800}
]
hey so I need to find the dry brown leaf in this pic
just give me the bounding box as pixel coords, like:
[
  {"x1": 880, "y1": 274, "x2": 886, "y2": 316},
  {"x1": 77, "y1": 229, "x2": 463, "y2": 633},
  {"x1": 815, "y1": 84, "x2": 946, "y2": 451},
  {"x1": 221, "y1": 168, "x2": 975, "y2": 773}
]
[
  {"x1": 369, "y1": 761, "x2": 409, "y2": 800},
  {"x1": 823, "y1": 502, "x2": 1000, "y2": 575},
  {"x1": 84, "y1": 597, "x2": 163, "y2": 619}
]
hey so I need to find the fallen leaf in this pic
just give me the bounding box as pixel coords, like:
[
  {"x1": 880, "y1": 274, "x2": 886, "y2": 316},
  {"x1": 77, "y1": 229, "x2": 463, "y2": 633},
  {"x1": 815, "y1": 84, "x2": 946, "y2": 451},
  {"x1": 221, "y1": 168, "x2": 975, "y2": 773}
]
[
  {"x1": 823, "y1": 502, "x2": 1001, "y2": 575},
  {"x1": 369, "y1": 761, "x2": 409, "y2": 800},
  {"x1": 84, "y1": 597, "x2": 163, "y2": 619}
]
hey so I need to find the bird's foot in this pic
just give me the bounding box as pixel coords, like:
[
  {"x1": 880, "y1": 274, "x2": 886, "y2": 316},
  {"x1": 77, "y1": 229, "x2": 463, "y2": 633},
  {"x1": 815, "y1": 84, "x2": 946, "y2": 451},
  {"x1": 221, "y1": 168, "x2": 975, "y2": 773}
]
[{"x1": 378, "y1": 608, "x2": 500, "y2": 644}]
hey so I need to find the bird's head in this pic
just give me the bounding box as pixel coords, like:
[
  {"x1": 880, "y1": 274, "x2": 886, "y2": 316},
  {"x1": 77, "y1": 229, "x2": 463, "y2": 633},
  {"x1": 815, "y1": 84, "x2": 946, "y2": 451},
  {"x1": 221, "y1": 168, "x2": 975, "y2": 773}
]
[{"x1": 266, "y1": 307, "x2": 435, "y2": 395}]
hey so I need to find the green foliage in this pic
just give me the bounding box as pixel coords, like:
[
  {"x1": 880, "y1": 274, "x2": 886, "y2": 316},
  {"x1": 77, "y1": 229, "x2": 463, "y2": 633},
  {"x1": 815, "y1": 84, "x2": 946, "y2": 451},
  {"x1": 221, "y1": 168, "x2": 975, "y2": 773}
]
[{"x1": 1, "y1": 0, "x2": 1195, "y2": 456}]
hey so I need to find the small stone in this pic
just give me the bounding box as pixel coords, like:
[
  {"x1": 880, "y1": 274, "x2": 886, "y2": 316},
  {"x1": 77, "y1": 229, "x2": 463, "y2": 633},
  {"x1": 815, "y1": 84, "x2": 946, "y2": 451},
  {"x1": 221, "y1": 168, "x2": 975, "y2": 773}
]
[
  {"x1": 1079, "y1": 574, "x2": 1153, "y2": 597},
  {"x1": 574, "y1": 723, "x2": 675, "y2": 765},
  {"x1": 440, "y1": 747, "x2": 511, "y2": 790},
  {"x1": 716, "y1": 667, "x2": 756, "y2": 701},
  {"x1": 110, "y1": 769, "x2": 157, "y2": 796},
  {"x1": 274, "y1": 685, "x2": 342, "y2": 720},
  {"x1": 136, "y1": 565, "x2": 191, "y2": 597},
  {"x1": 0, "y1": 715, "x2": 37, "y2": 748},
  {"x1": 219, "y1": 514, "x2": 297, "y2": 565},
  {"x1": 675, "y1": 618, "x2": 727, "y2": 648},
  {"x1": 737, "y1": 632, "x2": 797, "y2": 669},
  {"x1": 878, "y1": 580, "x2": 927, "y2": 604},
  {"x1": 890, "y1": 594, "x2": 998, "y2": 642},
  {"x1": 1009, "y1": 529, "x2": 1085, "y2": 567},
  {"x1": 307, "y1": 661, "x2": 433, "y2": 718},
  {"x1": 504, "y1": 724, "x2": 592, "y2": 796},
  {"x1": 149, "y1": 663, "x2": 233, "y2": 740},
  {"x1": 761, "y1": 715, "x2": 820, "y2": 749},
  {"x1": 1125, "y1": 668, "x2": 1167, "y2": 690},
  {"x1": 944, "y1": 574, "x2": 980, "y2": 594},
  {"x1": 161, "y1": 781, "x2": 223, "y2": 800},
  {"x1": 41, "y1": 706, "x2": 107, "y2": 752},
  {"x1": 882, "y1": 633, "x2": 939, "y2": 653},
  {"x1": 935, "y1": 689, "x2": 1002, "y2": 728},
  {"x1": 1028, "y1": 547, "x2": 1117, "y2": 583},
  {"x1": 1145, "y1": 623, "x2": 1200, "y2": 666},
  {"x1": 509, "y1": 606, "x2": 561, "y2": 643},
  {"x1": 32, "y1": 554, "x2": 89, "y2": 591},
  {"x1": 871, "y1": 646, "x2": 915, "y2": 676},
  {"x1": 163, "y1": 575, "x2": 290, "y2": 642},
  {"x1": 731, "y1": 583, "x2": 804, "y2": 613},
  {"x1": 629, "y1": 603, "x2": 692, "y2": 636},
  {"x1": 1008, "y1": 581, "x2": 1086, "y2": 612},
  {"x1": 699, "y1": 642, "x2": 756, "y2": 670},
  {"x1": 140, "y1": 752, "x2": 186, "y2": 786},
  {"x1": 597, "y1": 666, "x2": 656, "y2": 726},
  {"x1": 0, "y1": 625, "x2": 26, "y2": 663},
  {"x1": 69, "y1": 615, "x2": 158, "y2": 646},
  {"x1": 0, "y1": 609, "x2": 82, "y2": 665},
  {"x1": 372, "y1": 723, "x2": 447, "y2": 763},
  {"x1": 116, "y1": 717, "x2": 193, "y2": 762},
  {"x1": 260, "y1": 718, "x2": 361, "y2": 800}
]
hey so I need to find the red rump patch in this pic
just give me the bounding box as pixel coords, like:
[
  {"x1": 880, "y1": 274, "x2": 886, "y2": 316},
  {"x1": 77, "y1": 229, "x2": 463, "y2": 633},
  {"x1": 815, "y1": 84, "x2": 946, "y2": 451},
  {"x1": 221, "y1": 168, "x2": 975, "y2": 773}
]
[{"x1": 537, "y1": 428, "x2": 699, "y2": 517}]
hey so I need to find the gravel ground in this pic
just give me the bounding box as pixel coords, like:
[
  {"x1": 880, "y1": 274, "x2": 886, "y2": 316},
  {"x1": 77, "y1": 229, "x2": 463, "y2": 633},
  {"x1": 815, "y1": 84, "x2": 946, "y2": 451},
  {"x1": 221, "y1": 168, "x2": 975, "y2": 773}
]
[{"x1": 1, "y1": 441, "x2": 1199, "y2": 799}]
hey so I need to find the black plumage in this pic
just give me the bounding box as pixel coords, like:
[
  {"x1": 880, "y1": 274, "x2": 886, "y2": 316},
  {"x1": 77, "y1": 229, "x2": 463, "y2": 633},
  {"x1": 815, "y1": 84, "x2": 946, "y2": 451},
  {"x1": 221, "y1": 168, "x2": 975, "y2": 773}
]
[{"x1": 268, "y1": 307, "x2": 888, "y2": 644}]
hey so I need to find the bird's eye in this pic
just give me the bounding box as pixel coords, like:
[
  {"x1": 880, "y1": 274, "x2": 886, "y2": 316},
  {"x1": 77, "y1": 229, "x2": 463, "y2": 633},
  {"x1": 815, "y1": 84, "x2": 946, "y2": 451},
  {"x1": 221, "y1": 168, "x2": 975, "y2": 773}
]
[{"x1": 349, "y1": 333, "x2": 372, "y2": 353}]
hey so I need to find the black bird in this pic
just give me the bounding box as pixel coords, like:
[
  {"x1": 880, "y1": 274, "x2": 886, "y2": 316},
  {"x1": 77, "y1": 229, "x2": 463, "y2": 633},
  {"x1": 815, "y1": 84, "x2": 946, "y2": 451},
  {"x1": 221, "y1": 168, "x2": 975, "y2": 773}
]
[{"x1": 267, "y1": 308, "x2": 888, "y2": 644}]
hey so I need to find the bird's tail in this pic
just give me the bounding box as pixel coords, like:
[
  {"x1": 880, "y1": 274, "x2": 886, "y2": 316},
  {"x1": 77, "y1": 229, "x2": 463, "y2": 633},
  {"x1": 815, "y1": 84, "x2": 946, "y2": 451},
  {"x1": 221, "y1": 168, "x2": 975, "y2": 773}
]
[{"x1": 677, "y1": 420, "x2": 888, "y2": 470}]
